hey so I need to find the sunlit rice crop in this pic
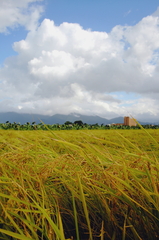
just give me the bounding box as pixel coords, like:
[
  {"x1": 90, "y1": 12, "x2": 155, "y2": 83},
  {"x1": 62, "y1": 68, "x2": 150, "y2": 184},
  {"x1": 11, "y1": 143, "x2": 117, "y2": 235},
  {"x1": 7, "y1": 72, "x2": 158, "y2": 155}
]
[{"x1": 0, "y1": 129, "x2": 159, "y2": 239}]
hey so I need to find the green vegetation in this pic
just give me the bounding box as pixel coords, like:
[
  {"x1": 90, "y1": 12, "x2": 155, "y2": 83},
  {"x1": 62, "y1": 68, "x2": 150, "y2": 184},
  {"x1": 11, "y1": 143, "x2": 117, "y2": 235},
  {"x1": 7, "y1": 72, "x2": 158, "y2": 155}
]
[
  {"x1": 0, "y1": 129, "x2": 159, "y2": 239},
  {"x1": 0, "y1": 120, "x2": 159, "y2": 130}
]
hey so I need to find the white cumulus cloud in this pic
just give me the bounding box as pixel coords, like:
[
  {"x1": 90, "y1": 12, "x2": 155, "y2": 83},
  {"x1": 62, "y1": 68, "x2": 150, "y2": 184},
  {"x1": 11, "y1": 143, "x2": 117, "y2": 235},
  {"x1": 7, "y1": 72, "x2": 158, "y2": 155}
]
[
  {"x1": 0, "y1": 8, "x2": 159, "y2": 122},
  {"x1": 0, "y1": 0, "x2": 44, "y2": 32}
]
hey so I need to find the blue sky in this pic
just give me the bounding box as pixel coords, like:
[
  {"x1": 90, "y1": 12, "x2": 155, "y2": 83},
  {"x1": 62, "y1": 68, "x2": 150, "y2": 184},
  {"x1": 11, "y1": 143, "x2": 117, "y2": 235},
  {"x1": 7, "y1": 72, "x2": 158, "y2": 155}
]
[
  {"x1": 1, "y1": 0, "x2": 159, "y2": 62},
  {"x1": 44, "y1": 0, "x2": 159, "y2": 31},
  {"x1": 0, "y1": 0, "x2": 159, "y2": 122}
]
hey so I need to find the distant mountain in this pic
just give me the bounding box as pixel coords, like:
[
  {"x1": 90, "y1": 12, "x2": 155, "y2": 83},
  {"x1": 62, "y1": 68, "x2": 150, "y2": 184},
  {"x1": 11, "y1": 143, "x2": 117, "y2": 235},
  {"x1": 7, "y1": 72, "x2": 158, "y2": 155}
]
[
  {"x1": 0, "y1": 112, "x2": 46, "y2": 124},
  {"x1": 45, "y1": 113, "x2": 112, "y2": 125},
  {"x1": 0, "y1": 112, "x2": 111, "y2": 124},
  {"x1": 108, "y1": 117, "x2": 124, "y2": 124},
  {"x1": 0, "y1": 112, "x2": 156, "y2": 125}
]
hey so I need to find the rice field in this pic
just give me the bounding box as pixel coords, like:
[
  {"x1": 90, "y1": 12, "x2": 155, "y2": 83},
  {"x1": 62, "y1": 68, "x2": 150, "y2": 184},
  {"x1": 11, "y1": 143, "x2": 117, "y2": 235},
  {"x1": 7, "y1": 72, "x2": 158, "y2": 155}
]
[{"x1": 0, "y1": 129, "x2": 159, "y2": 240}]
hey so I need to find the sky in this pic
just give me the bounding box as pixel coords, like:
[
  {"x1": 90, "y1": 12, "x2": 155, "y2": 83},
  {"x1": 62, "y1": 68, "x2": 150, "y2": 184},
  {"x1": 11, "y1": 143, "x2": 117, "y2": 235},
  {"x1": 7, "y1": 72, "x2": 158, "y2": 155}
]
[{"x1": 0, "y1": 0, "x2": 159, "y2": 122}]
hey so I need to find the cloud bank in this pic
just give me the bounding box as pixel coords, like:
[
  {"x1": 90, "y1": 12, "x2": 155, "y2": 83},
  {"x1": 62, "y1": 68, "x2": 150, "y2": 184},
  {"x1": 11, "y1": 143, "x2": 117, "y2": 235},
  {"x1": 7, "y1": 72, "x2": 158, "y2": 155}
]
[{"x1": 0, "y1": 3, "x2": 159, "y2": 122}]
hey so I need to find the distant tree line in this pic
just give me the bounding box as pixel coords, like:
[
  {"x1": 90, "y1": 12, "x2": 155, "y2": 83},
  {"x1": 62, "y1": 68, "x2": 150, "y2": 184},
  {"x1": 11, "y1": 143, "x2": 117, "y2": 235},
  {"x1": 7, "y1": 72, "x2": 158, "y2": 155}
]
[{"x1": 0, "y1": 120, "x2": 159, "y2": 130}]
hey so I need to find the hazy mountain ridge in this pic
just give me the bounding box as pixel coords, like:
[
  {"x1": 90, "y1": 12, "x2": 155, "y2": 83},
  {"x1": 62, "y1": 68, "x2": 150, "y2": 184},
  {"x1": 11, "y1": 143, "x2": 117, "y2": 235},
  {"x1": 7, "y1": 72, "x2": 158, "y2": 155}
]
[{"x1": 0, "y1": 112, "x2": 157, "y2": 125}]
